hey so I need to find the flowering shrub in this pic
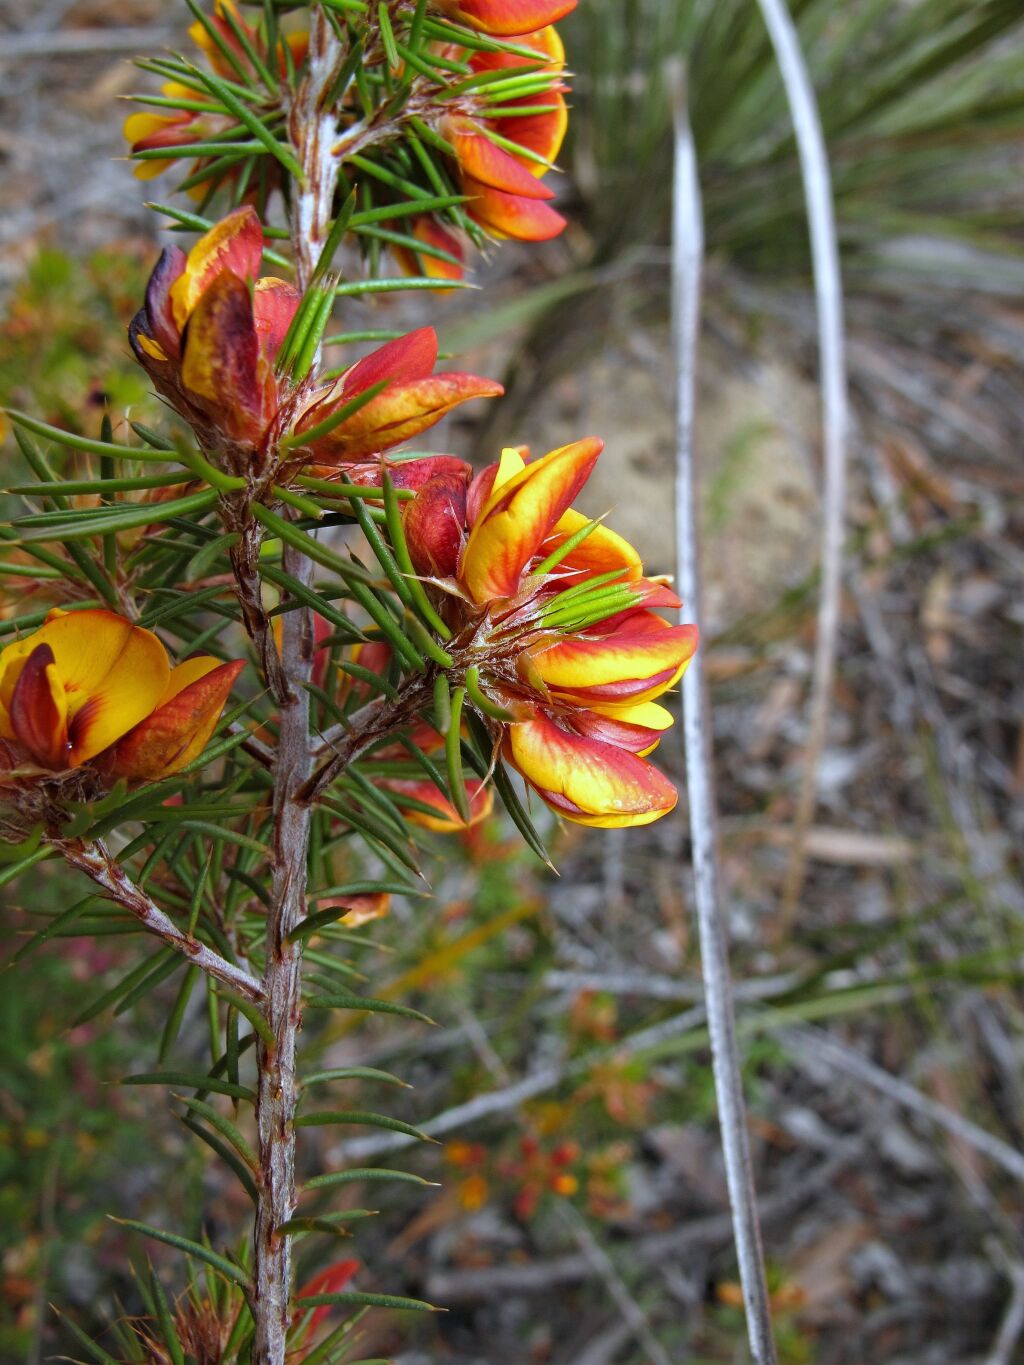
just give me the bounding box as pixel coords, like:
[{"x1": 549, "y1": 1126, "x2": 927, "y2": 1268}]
[{"x1": 1, "y1": 2, "x2": 696, "y2": 1360}]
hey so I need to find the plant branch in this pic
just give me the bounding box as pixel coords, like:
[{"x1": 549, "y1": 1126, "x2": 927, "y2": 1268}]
[
  {"x1": 753, "y1": 0, "x2": 849, "y2": 926},
  {"x1": 58, "y1": 838, "x2": 265, "y2": 1004},
  {"x1": 251, "y1": 11, "x2": 344, "y2": 1361},
  {"x1": 669, "y1": 64, "x2": 778, "y2": 1365}
]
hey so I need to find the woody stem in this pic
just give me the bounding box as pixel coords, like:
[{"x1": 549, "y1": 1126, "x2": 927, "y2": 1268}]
[{"x1": 250, "y1": 10, "x2": 342, "y2": 1362}]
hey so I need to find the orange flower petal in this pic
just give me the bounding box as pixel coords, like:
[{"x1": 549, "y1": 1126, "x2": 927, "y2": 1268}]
[
  {"x1": 463, "y1": 176, "x2": 566, "y2": 241},
  {"x1": 342, "y1": 326, "x2": 438, "y2": 397},
  {"x1": 392, "y1": 218, "x2": 465, "y2": 288},
  {"x1": 448, "y1": 118, "x2": 555, "y2": 199},
  {"x1": 107, "y1": 658, "x2": 244, "y2": 782},
  {"x1": 491, "y1": 91, "x2": 568, "y2": 172},
  {"x1": 302, "y1": 373, "x2": 503, "y2": 462},
  {"x1": 528, "y1": 613, "x2": 698, "y2": 704},
  {"x1": 574, "y1": 700, "x2": 675, "y2": 756},
  {"x1": 540, "y1": 507, "x2": 643, "y2": 583},
  {"x1": 383, "y1": 777, "x2": 493, "y2": 832},
  {"x1": 169, "y1": 205, "x2": 264, "y2": 331},
  {"x1": 437, "y1": 0, "x2": 577, "y2": 36},
  {"x1": 253, "y1": 277, "x2": 301, "y2": 362},
  {"x1": 461, "y1": 439, "x2": 603, "y2": 602},
  {"x1": 506, "y1": 713, "x2": 677, "y2": 828}
]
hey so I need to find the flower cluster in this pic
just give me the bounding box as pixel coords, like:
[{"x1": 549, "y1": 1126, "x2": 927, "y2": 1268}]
[
  {"x1": 0, "y1": 609, "x2": 242, "y2": 787},
  {"x1": 398, "y1": 17, "x2": 571, "y2": 281},
  {"x1": 403, "y1": 441, "x2": 698, "y2": 827},
  {"x1": 124, "y1": 0, "x2": 575, "y2": 282},
  {"x1": 129, "y1": 208, "x2": 500, "y2": 466},
  {"x1": 124, "y1": 0, "x2": 307, "y2": 197}
]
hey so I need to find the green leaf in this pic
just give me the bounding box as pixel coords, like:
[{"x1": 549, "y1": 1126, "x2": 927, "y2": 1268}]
[
  {"x1": 188, "y1": 64, "x2": 304, "y2": 180},
  {"x1": 13, "y1": 490, "x2": 219, "y2": 544},
  {"x1": 304, "y1": 1066, "x2": 411, "y2": 1088},
  {"x1": 294, "y1": 1111, "x2": 435, "y2": 1142},
  {"x1": 294, "y1": 1290, "x2": 438, "y2": 1313},
  {"x1": 51, "y1": 1311, "x2": 121, "y2": 1365},
  {"x1": 216, "y1": 989, "x2": 274, "y2": 1047},
  {"x1": 445, "y1": 686, "x2": 471, "y2": 823},
  {"x1": 122, "y1": 1072, "x2": 255, "y2": 1103},
  {"x1": 177, "y1": 1096, "x2": 259, "y2": 1169},
  {"x1": 111, "y1": 1219, "x2": 250, "y2": 1289},
  {"x1": 303, "y1": 1167, "x2": 439, "y2": 1190},
  {"x1": 8, "y1": 893, "x2": 99, "y2": 964},
  {"x1": 71, "y1": 951, "x2": 175, "y2": 1028},
  {"x1": 277, "y1": 1210, "x2": 376, "y2": 1236},
  {"x1": 304, "y1": 993, "x2": 435, "y2": 1025}
]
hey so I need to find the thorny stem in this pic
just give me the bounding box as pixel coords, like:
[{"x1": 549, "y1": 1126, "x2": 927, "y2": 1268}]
[
  {"x1": 251, "y1": 10, "x2": 342, "y2": 1361},
  {"x1": 58, "y1": 839, "x2": 265, "y2": 1003}
]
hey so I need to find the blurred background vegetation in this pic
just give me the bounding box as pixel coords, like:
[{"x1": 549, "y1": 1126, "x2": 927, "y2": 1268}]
[{"x1": 1, "y1": 0, "x2": 1022, "y2": 1361}]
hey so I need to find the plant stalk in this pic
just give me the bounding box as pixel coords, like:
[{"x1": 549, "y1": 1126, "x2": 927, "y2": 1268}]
[{"x1": 251, "y1": 10, "x2": 343, "y2": 1361}]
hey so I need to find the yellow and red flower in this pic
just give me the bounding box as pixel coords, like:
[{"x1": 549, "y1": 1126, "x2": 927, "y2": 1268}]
[
  {"x1": 294, "y1": 326, "x2": 503, "y2": 466},
  {"x1": 396, "y1": 23, "x2": 569, "y2": 279},
  {"x1": 130, "y1": 209, "x2": 501, "y2": 465},
  {"x1": 442, "y1": 25, "x2": 569, "y2": 244},
  {"x1": 405, "y1": 442, "x2": 698, "y2": 828},
  {"x1": 0, "y1": 609, "x2": 242, "y2": 782},
  {"x1": 124, "y1": 1, "x2": 308, "y2": 194},
  {"x1": 130, "y1": 207, "x2": 300, "y2": 451}
]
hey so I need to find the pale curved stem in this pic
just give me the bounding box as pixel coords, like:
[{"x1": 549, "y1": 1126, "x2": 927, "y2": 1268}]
[
  {"x1": 753, "y1": 0, "x2": 849, "y2": 925},
  {"x1": 669, "y1": 64, "x2": 778, "y2": 1365}
]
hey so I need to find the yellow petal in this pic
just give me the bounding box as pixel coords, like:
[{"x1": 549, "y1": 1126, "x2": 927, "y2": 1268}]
[
  {"x1": 506, "y1": 714, "x2": 677, "y2": 828},
  {"x1": 0, "y1": 610, "x2": 170, "y2": 767},
  {"x1": 461, "y1": 438, "x2": 603, "y2": 602}
]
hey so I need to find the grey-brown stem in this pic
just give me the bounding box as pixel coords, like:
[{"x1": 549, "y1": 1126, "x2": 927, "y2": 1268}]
[
  {"x1": 251, "y1": 10, "x2": 342, "y2": 1362},
  {"x1": 59, "y1": 838, "x2": 264, "y2": 1003}
]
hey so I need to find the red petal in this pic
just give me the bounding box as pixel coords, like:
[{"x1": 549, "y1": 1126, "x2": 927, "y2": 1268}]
[
  {"x1": 303, "y1": 373, "x2": 503, "y2": 462},
  {"x1": 294, "y1": 1260, "x2": 359, "y2": 1336},
  {"x1": 180, "y1": 271, "x2": 262, "y2": 438},
  {"x1": 142, "y1": 245, "x2": 187, "y2": 361},
  {"x1": 9, "y1": 644, "x2": 68, "y2": 769},
  {"x1": 439, "y1": 0, "x2": 577, "y2": 36},
  {"x1": 342, "y1": 326, "x2": 438, "y2": 398},
  {"x1": 506, "y1": 713, "x2": 677, "y2": 828},
  {"x1": 383, "y1": 777, "x2": 493, "y2": 831},
  {"x1": 462, "y1": 439, "x2": 602, "y2": 601},
  {"x1": 106, "y1": 659, "x2": 244, "y2": 782},
  {"x1": 253, "y1": 277, "x2": 301, "y2": 363},
  {"x1": 391, "y1": 218, "x2": 466, "y2": 286},
  {"x1": 404, "y1": 473, "x2": 469, "y2": 577}
]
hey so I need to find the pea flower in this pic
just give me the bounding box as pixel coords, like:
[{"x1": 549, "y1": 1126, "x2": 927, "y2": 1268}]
[
  {"x1": 294, "y1": 326, "x2": 503, "y2": 466},
  {"x1": 124, "y1": 0, "x2": 308, "y2": 191},
  {"x1": 396, "y1": 23, "x2": 569, "y2": 278},
  {"x1": 440, "y1": 25, "x2": 569, "y2": 244},
  {"x1": 436, "y1": 0, "x2": 578, "y2": 37},
  {"x1": 405, "y1": 442, "x2": 698, "y2": 827},
  {"x1": 0, "y1": 609, "x2": 242, "y2": 783},
  {"x1": 130, "y1": 208, "x2": 501, "y2": 465}
]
